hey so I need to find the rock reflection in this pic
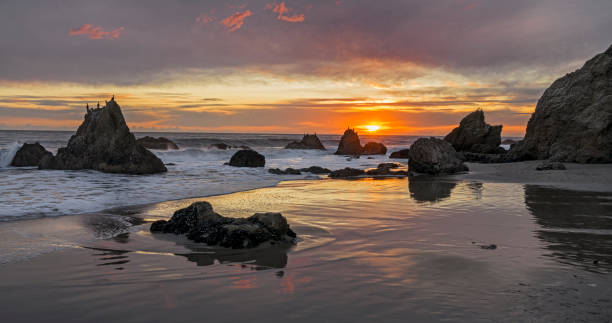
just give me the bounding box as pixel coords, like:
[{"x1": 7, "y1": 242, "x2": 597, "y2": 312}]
[
  {"x1": 408, "y1": 175, "x2": 457, "y2": 203},
  {"x1": 525, "y1": 185, "x2": 612, "y2": 272},
  {"x1": 177, "y1": 245, "x2": 290, "y2": 269}
]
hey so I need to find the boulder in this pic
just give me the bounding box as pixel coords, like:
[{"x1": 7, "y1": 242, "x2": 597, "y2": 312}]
[
  {"x1": 150, "y1": 201, "x2": 297, "y2": 249},
  {"x1": 136, "y1": 136, "x2": 179, "y2": 150},
  {"x1": 362, "y1": 142, "x2": 387, "y2": 155},
  {"x1": 299, "y1": 166, "x2": 332, "y2": 174},
  {"x1": 536, "y1": 161, "x2": 567, "y2": 171},
  {"x1": 268, "y1": 167, "x2": 301, "y2": 175},
  {"x1": 408, "y1": 137, "x2": 468, "y2": 175},
  {"x1": 444, "y1": 109, "x2": 503, "y2": 154},
  {"x1": 10, "y1": 143, "x2": 52, "y2": 167},
  {"x1": 335, "y1": 128, "x2": 363, "y2": 155},
  {"x1": 328, "y1": 167, "x2": 365, "y2": 178},
  {"x1": 285, "y1": 134, "x2": 326, "y2": 150},
  {"x1": 389, "y1": 149, "x2": 410, "y2": 159},
  {"x1": 38, "y1": 98, "x2": 167, "y2": 174},
  {"x1": 509, "y1": 45, "x2": 612, "y2": 163},
  {"x1": 228, "y1": 149, "x2": 265, "y2": 167}
]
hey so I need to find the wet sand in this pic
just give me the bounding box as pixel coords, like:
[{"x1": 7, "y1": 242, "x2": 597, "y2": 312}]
[{"x1": 1, "y1": 172, "x2": 612, "y2": 322}]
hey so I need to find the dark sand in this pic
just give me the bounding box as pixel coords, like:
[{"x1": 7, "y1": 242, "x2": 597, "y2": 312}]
[{"x1": 1, "y1": 174, "x2": 612, "y2": 322}]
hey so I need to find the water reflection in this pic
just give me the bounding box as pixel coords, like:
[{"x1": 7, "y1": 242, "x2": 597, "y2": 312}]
[
  {"x1": 408, "y1": 175, "x2": 457, "y2": 203},
  {"x1": 525, "y1": 185, "x2": 612, "y2": 272},
  {"x1": 85, "y1": 246, "x2": 130, "y2": 270}
]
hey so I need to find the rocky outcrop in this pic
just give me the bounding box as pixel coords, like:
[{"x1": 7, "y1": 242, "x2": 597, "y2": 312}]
[
  {"x1": 444, "y1": 109, "x2": 504, "y2": 154},
  {"x1": 210, "y1": 143, "x2": 250, "y2": 150},
  {"x1": 509, "y1": 45, "x2": 612, "y2": 163},
  {"x1": 536, "y1": 161, "x2": 566, "y2": 171},
  {"x1": 285, "y1": 134, "x2": 326, "y2": 150},
  {"x1": 268, "y1": 167, "x2": 301, "y2": 175},
  {"x1": 38, "y1": 99, "x2": 167, "y2": 174},
  {"x1": 335, "y1": 128, "x2": 386, "y2": 155},
  {"x1": 365, "y1": 163, "x2": 409, "y2": 176},
  {"x1": 329, "y1": 167, "x2": 365, "y2": 178},
  {"x1": 150, "y1": 201, "x2": 297, "y2": 249},
  {"x1": 389, "y1": 149, "x2": 410, "y2": 159},
  {"x1": 299, "y1": 166, "x2": 332, "y2": 174},
  {"x1": 361, "y1": 142, "x2": 387, "y2": 155},
  {"x1": 136, "y1": 136, "x2": 179, "y2": 150},
  {"x1": 10, "y1": 143, "x2": 52, "y2": 167},
  {"x1": 228, "y1": 149, "x2": 265, "y2": 167},
  {"x1": 408, "y1": 137, "x2": 468, "y2": 175},
  {"x1": 459, "y1": 152, "x2": 512, "y2": 163}
]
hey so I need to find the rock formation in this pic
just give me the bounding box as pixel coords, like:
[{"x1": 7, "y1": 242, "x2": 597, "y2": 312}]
[
  {"x1": 389, "y1": 149, "x2": 410, "y2": 159},
  {"x1": 268, "y1": 167, "x2": 301, "y2": 175},
  {"x1": 509, "y1": 45, "x2": 612, "y2": 163},
  {"x1": 285, "y1": 134, "x2": 326, "y2": 150},
  {"x1": 210, "y1": 143, "x2": 250, "y2": 150},
  {"x1": 365, "y1": 163, "x2": 409, "y2": 176},
  {"x1": 408, "y1": 137, "x2": 468, "y2": 175},
  {"x1": 444, "y1": 109, "x2": 504, "y2": 154},
  {"x1": 10, "y1": 143, "x2": 52, "y2": 167},
  {"x1": 150, "y1": 201, "x2": 297, "y2": 249},
  {"x1": 299, "y1": 166, "x2": 332, "y2": 174},
  {"x1": 39, "y1": 98, "x2": 167, "y2": 174},
  {"x1": 335, "y1": 128, "x2": 387, "y2": 155},
  {"x1": 136, "y1": 136, "x2": 179, "y2": 150},
  {"x1": 329, "y1": 167, "x2": 365, "y2": 178},
  {"x1": 228, "y1": 149, "x2": 265, "y2": 167},
  {"x1": 361, "y1": 142, "x2": 387, "y2": 155}
]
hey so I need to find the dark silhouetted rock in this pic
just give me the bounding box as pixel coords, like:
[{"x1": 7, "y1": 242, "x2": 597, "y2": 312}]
[
  {"x1": 335, "y1": 128, "x2": 363, "y2": 155},
  {"x1": 501, "y1": 139, "x2": 518, "y2": 145},
  {"x1": 389, "y1": 149, "x2": 410, "y2": 159},
  {"x1": 365, "y1": 163, "x2": 408, "y2": 176},
  {"x1": 329, "y1": 167, "x2": 365, "y2": 178},
  {"x1": 408, "y1": 137, "x2": 468, "y2": 175},
  {"x1": 136, "y1": 136, "x2": 179, "y2": 150},
  {"x1": 150, "y1": 201, "x2": 297, "y2": 249},
  {"x1": 299, "y1": 166, "x2": 332, "y2": 174},
  {"x1": 285, "y1": 134, "x2": 325, "y2": 150},
  {"x1": 509, "y1": 45, "x2": 612, "y2": 163},
  {"x1": 10, "y1": 143, "x2": 52, "y2": 167},
  {"x1": 210, "y1": 143, "x2": 230, "y2": 150},
  {"x1": 409, "y1": 176, "x2": 457, "y2": 203},
  {"x1": 268, "y1": 167, "x2": 301, "y2": 175},
  {"x1": 362, "y1": 142, "x2": 387, "y2": 155},
  {"x1": 536, "y1": 161, "x2": 566, "y2": 171},
  {"x1": 228, "y1": 149, "x2": 265, "y2": 167},
  {"x1": 444, "y1": 109, "x2": 503, "y2": 154},
  {"x1": 38, "y1": 99, "x2": 167, "y2": 174},
  {"x1": 460, "y1": 152, "x2": 512, "y2": 163}
]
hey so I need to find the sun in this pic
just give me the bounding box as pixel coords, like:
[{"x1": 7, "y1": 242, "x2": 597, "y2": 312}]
[{"x1": 364, "y1": 125, "x2": 380, "y2": 132}]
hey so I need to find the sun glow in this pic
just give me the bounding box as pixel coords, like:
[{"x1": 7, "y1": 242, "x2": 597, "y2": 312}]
[{"x1": 364, "y1": 125, "x2": 380, "y2": 132}]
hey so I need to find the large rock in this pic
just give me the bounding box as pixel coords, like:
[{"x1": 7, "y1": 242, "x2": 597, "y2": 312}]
[
  {"x1": 389, "y1": 149, "x2": 410, "y2": 159},
  {"x1": 361, "y1": 142, "x2": 387, "y2": 155},
  {"x1": 285, "y1": 134, "x2": 326, "y2": 150},
  {"x1": 150, "y1": 201, "x2": 297, "y2": 249},
  {"x1": 10, "y1": 143, "x2": 52, "y2": 167},
  {"x1": 408, "y1": 137, "x2": 468, "y2": 175},
  {"x1": 39, "y1": 99, "x2": 167, "y2": 174},
  {"x1": 335, "y1": 128, "x2": 363, "y2": 155},
  {"x1": 444, "y1": 109, "x2": 503, "y2": 154},
  {"x1": 228, "y1": 149, "x2": 265, "y2": 167},
  {"x1": 509, "y1": 45, "x2": 612, "y2": 163},
  {"x1": 136, "y1": 136, "x2": 179, "y2": 150}
]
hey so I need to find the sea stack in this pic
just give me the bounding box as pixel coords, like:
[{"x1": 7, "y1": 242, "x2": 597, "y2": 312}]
[
  {"x1": 335, "y1": 128, "x2": 386, "y2": 155},
  {"x1": 285, "y1": 134, "x2": 326, "y2": 150},
  {"x1": 39, "y1": 98, "x2": 167, "y2": 174},
  {"x1": 444, "y1": 109, "x2": 504, "y2": 154},
  {"x1": 509, "y1": 44, "x2": 612, "y2": 163}
]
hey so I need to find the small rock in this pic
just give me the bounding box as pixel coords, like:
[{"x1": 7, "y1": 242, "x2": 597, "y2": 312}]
[
  {"x1": 480, "y1": 244, "x2": 497, "y2": 250},
  {"x1": 228, "y1": 150, "x2": 265, "y2": 167},
  {"x1": 329, "y1": 167, "x2": 365, "y2": 178},
  {"x1": 136, "y1": 136, "x2": 179, "y2": 150},
  {"x1": 299, "y1": 166, "x2": 332, "y2": 174},
  {"x1": 535, "y1": 161, "x2": 566, "y2": 171},
  {"x1": 268, "y1": 167, "x2": 301, "y2": 175},
  {"x1": 389, "y1": 149, "x2": 410, "y2": 159},
  {"x1": 10, "y1": 142, "x2": 52, "y2": 167},
  {"x1": 361, "y1": 142, "x2": 387, "y2": 155},
  {"x1": 284, "y1": 134, "x2": 326, "y2": 150}
]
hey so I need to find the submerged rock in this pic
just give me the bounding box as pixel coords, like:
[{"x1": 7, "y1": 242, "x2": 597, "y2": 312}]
[
  {"x1": 136, "y1": 136, "x2": 179, "y2": 150},
  {"x1": 150, "y1": 201, "x2": 297, "y2": 249},
  {"x1": 361, "y1": 142, "x2": 387, "y2": 155},
  {"x1": 10, "y1": 143, "x2": 52, "y2": 167},
  {"x1": 228, "y1": 149, "x2": 265, "y2": 167},
  {"x1": 335, "y1": 128, "x2": 363, "y2": 155},
  {"x1": 38, "y1": 98, "x2": 167, "y2": 174},
  {"x1": 408, "y1": 137, "x2": 468, "y2": 175},
  {"x1": 509, "y1": 45, "x2": 612, "y2": 163},
  {"x1": 285, "y1": 134, "x2": 326, "y2": 150},
  {"x1": 389, "y1": 149, "x2": 410, "y2": 159},
  {"x1": 299, "y1": 166, "x2": 332, "y2": 174},
  {"x1": 268, "y1": 167, "x2": 301, "y2": 175},
  {"x1": 444, "y1": 109, "x2": 504, "y2": 154},
  {"x1": 328, "y1": 167, "x2": 365, "y2": 178},
  {"x1": 536, "y1": 161, "x2": 567, "y2": 171}
]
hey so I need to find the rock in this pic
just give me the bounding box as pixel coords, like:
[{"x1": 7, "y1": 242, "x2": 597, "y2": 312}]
[
  {"x1": 268, "y1": 167, "x2": 301, "y2": 175},
  {"x1": 501, "y1": 139, "x2": 518, "y2": 145},
  {"x1": 408, "y1": 137, "x2": 468, "y2": 175},
  {"x1": 535, "y1": 161, "x2": 567, "y2": 171},
  {"x1": 444, "y1": 109, "x2": 503, "y2": 154},
  {"x1": 328, "y1": 167, "x2": 365, "y2": 178},
  {"x1": 210, "y1": 143, "x2": 230, "y2": 150},
  {"x1": 480, "y1": 244, "x2": 497, "y2": 250},
  {"x1": 10, "y1": 143, "x2": 52, "y2": 167},
  {"x1": 38, "y1": 98, "x2": 167, "y2": 174},
  {"x1": 335, "y1": 128, "x2": 363, "y2": 155},
  {"x1": 389, "y1": 149, "x2": 410, "y2": 159},
  {"x1": 228, "y1": 149, "x2": 265, "y2": 167},
  {"x1": 365, "y1": 163, "x2": 408, "y2": 176},
  {"x1": 150, "y1": 201, "x2": 297, "y2": 249},
  {"x1": 285, "y1": 134, "x2": 326, "y2": 150},
  {"x1": 361, "y1": 142, "x2": 387, "y2": 155},
  {"x1": 136, "y1": 136, "x2": 179, "y2": 150},
  {"x1": 509, "y1": 45, "x2": 612, "y2": 163},
  {"x1": 299, "y1": 166, "x2": 332, "y2": 174},
  {"x1": 460, "y1": 152, "x2": 511, "y2": 163}
]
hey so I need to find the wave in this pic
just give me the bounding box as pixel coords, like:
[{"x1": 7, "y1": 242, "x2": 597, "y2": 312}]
[{"x1": 0, "y1": 142, "x2": 21, "y2": 168}]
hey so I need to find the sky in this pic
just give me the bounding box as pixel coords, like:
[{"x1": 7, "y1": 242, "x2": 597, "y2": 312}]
[{"x1": 0, "y1": 0, "x2": 611, "y2": 136}]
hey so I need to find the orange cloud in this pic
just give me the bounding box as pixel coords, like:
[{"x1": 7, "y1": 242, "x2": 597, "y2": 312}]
[
  {"x1": 265, "y1": 2, "x2": 305, "y2": 23},
  {"x1": 196, "y1": 13, "x2": 215, "y2": 25},
  {"x1": 69, "y1": 24, "x2": 125, "y2": 40},
  {"x1": 221, "y1": 10, "x2": 253, "y2": 32}
]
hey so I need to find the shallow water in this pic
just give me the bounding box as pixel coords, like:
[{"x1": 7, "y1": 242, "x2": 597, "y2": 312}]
[{"x1": 1, "y1": 178, "x2": 611, "y2": 322}]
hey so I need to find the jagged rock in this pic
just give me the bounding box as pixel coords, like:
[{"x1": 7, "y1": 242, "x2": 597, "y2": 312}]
[
  {"x1": 335, "y1": 128, "x2": 363, "y2": 155},
  {"x1": 268, "y1": 167, "x2": 301, "y2": 175},
  {"x1": 150, "y1": 201, "x2": 297, "y2": 249},
  {"x1": 228, "y1": 149, "x2": 265, "y2": 167},
  {"x1": 285, "y1": 134, "x2": 326, "y2": 150},
  {"x1": 38, "y1": 99, "x2": 167, "y2": 174},
  {"x1": 389, "y1": 149, "x2": 410, "y2": 159},
  {"x1": 509, "y1": 45, "x2": 612, "y2": 163},
  {"x1": 536, "y1": 161, "x2": 567, "y2": 171},
  {"x1": 10, "y1": 143, "x2": 52, "y2": 167},
  {"x1": 444, "y1": 109, "x2": 503, "y2": 154},
  {"x1": 362, "y1": 142, "x2": 387, "y2": 155},
  {"x1": 299, "y1": 166, "x2": 332, "y2": 174},
  {"x1": 329, "y1": 167, "x2": 365, "y2": 178},
  {"x1": 136, "y1": 136, "x2": 179, "y2": 150},
  {"x1": 408, "y1": 137, "x2": 468, "y2": 175}
]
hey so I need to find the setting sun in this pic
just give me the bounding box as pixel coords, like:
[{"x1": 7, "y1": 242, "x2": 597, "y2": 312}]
[{"x1": 364, "y1": 125, "x2": 380, "y2": 132}]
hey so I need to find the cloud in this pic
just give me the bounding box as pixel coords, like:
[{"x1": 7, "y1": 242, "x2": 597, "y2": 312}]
[
  {"x1": 196, "y1": 13, "x2": 215, "y2": 25},
  {"x1": 266, "y1": 2, "x2": 305, "y2": 22},
  {"x1": 69, "y1": 24, "x2": 125, "y2": 40},
  {"x1": 221, "y1": 10, "x2": 253, "y2": 32}
]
